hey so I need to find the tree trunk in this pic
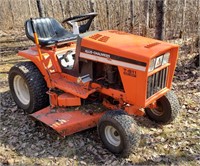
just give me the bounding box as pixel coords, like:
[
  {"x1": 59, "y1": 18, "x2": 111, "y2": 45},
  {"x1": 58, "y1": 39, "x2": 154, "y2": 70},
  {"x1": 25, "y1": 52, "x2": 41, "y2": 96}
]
[
  {"x1": 198, "y1": 0, "x2": 200, "y2": 55},
  {"x1": 105, "y1": 0, "x2": 110, "y2": 29},
  {"x1": 181, "y1": 0, "x2": 187, "y2": 39},
  {"x1": 67, "y1": 1, "x2": 72, "y2": 17},
  {"x1": 36, "y1": 0, "x2": 45, "y2": 17},
  {"x1": 8, "y1": 0, "x2": 14, "y2": 26},
  {"x1": 50, "y1": 0, "x2": 55, "y2": 18},
  {"x1": 155, "y1": 0, "x2": 164, "y2": 40},
  {"x1": 130, "y1": 0, "x2": 134, "y2": 32},
  {"x1": 89, "y1": 0, "x2": 95, "y2": 29},
  {"x1": 144, "y1": 0, "x2": 150, "y2": 28},
  {"x1": 59, "y1": 0, "x2": 65, "y2": 19},
  {"x1": 90, "y1": 0, "x2": 95, "y2": 12},
  {"x1": 28, "y1": 0, "x2": 32, "y2": 16}
]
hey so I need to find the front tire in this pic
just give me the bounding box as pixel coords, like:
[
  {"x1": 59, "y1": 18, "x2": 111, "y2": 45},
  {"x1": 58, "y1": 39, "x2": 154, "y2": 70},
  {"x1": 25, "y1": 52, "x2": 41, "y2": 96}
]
[
  {"x1": 98, "y1": 110, "x2": 140, "y2": 157},
  {"x1": 145, "y1": 91, "x2": 180, "y2": 124},
  {"x1": 9, "y1": 61, "x2": 49, "y2": 114}
]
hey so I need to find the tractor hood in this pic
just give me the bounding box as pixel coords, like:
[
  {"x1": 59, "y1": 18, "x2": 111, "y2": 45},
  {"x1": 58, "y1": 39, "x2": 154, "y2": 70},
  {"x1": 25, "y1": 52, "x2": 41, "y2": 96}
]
[{"x1": 80, "y1": 30, "x2": 178, "y2": 69}]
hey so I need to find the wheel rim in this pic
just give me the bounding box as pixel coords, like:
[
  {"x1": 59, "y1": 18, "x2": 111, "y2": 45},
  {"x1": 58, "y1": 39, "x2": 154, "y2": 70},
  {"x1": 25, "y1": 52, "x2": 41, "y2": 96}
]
[
  {"x1": 151, "y1": 102, "x2": 164, "y2": 116},
  {"x1": 13, "y1": 75, "x2": 30, "y2": 105},
  {"x1": 105, "y1": 125, "x2": 121, "y2": 146}
]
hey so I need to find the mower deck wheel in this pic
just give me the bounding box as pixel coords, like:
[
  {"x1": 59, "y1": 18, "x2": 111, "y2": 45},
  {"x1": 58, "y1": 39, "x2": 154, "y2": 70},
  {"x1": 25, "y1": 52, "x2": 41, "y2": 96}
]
[
  {"x1": 145, "y1": 91, "x2": 180, "y2": 124},
  {"x1": 9, "y1": 61, "x2": 49, "y2": 114},
  {"x1": 98, "y1": 110, "x2": 140, "y2": 157}
]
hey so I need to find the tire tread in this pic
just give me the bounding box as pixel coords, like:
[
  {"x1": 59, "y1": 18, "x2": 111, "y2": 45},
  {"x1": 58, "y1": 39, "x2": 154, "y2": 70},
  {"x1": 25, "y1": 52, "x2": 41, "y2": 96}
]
[
  {"x1": 98, "y1": 110, "x2": 140, "y2": 157},
  {"x1": 9, "y1": 61, "x2": 49, "y2": 113}
]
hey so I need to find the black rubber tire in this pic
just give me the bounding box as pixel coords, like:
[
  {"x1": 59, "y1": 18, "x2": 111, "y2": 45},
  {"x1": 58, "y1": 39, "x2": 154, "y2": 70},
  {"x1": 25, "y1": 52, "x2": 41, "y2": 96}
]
[
  {"x1": 8, "y1": 61, "x2": 49, "y2": 114},
  {"x1": 145, "y1": 91, "x2": 180, "y2": 124},
  {"x1": 98, "y1": 110, "x2": 141, "y2": 157}
]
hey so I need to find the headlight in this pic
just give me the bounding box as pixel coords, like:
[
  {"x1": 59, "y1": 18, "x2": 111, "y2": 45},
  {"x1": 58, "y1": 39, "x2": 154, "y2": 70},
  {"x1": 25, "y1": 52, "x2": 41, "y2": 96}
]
[
  {"x1": 148, "y1": 52, "x2": 170, "y2": 72},
  {"x1": 154, "y1": 55, "x2": 163, "y2": 68},
  {"x1": 162, "y1": 52, "x2": 170, "y2": 65},
  {"x1": 148, "y1": 59, "x2": 155, "y2": 72}
]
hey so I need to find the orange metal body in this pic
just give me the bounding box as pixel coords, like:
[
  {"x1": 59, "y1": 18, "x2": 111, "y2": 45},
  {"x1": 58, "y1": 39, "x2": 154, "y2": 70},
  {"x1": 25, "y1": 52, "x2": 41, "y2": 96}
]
[
  {"x1": 58, "y1": 93, "x2": 81, "y2": 107},
  {"x1": 48, "y1": 91, "x2": 81, "y2": 107},
  {"x1": 80, "y1": 30, "x2": 179, "y2": 107},
  {"x1": 31, "y1": 106, "x2": 104, "y2": 136},
  {"x1": 18, "y1": 30, "x2": 179, "y2": 135}
]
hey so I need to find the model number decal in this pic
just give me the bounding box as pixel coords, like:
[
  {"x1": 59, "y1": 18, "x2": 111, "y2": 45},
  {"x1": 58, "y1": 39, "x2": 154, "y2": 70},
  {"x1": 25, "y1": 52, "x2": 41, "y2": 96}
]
[
  {"x1": 123, "y1": 68, "x2": 136, "y2": 77},
  {"x1": 81, "y1": 47, "x2": 146, "y2": 67}
]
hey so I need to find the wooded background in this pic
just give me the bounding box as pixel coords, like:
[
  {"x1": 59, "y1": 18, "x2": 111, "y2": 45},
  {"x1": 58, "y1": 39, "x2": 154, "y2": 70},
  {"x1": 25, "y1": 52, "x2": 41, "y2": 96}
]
[{"x1": 0, "y1": 0, "x2": 199, "y2": 40}]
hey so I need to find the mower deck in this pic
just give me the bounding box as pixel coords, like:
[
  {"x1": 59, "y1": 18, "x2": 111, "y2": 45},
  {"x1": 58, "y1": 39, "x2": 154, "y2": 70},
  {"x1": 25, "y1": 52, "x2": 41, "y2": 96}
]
[{"x1": 31, "y1": 106, "x2": 104, "y2": 137}]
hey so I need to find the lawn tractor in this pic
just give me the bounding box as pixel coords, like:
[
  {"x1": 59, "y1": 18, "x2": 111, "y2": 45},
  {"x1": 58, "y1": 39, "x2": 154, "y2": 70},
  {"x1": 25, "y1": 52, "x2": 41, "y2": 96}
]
[{"x1": 8, "y1": 13, "x2": 180, "y2": 157}]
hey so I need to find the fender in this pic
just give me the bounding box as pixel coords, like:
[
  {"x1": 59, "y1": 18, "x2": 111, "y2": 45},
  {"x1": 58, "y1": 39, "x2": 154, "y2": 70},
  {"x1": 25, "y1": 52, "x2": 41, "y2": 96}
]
[{"x1": 18, "y1": 47, "x2": 53, "y2": 88}]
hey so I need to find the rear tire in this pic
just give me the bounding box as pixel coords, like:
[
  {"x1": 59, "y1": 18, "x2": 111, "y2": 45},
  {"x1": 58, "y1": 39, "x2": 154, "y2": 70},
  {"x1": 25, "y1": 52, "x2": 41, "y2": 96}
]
[
  {"x1": 145, "y1": 91, "x2": 180, "y2": 124},
  {"x1": 98, "y1": 110, "x2": 140, "y2": 157},
  {"x1": 8, "y1": 61, "x2": 49, "y2": 114}
]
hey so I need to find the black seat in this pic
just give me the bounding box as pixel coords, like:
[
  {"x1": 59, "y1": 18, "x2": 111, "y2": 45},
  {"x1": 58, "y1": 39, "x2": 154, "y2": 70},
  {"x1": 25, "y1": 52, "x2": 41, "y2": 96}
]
[{"x1": 25, "y1": 18, "x2": 77, "y2": 46}]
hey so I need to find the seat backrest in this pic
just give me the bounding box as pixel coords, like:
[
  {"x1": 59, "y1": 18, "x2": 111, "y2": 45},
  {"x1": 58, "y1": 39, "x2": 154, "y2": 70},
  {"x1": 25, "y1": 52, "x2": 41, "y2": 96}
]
[{"x1": 25, "y1": 17, "x2": 71, "y2": 45}]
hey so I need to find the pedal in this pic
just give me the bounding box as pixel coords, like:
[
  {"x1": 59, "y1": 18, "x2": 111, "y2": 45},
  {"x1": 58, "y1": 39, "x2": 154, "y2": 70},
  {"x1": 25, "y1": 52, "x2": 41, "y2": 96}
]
[{"x1": 77, "y1": 74, "x2": 92, "y2": 84}]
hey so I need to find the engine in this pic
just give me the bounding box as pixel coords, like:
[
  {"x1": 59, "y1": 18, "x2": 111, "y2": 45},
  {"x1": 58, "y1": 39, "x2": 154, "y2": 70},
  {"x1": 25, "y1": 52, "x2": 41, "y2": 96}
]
[{"x1": 92, "y1": 62, "x2": 124, "y2": 91}]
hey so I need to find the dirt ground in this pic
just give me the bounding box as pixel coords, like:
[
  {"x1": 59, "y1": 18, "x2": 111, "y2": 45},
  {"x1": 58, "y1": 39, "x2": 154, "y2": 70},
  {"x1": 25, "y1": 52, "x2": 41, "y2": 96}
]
[{"x1": 0, "y1": 30, "x2": 200, "y2": 165}]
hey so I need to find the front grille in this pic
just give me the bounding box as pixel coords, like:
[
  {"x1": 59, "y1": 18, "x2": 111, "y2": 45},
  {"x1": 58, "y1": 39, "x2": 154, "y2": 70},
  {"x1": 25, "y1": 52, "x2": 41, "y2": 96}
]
[{"x1": 147, "y1": 67, "x2": 168, "y2": 98}]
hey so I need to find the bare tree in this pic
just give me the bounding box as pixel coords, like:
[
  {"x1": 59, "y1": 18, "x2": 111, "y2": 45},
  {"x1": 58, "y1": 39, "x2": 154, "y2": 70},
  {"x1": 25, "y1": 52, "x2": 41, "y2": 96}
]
[
  {"x1": 181, "y1": 0, "x2": 187, "y2": 39},
  {"x1": 36, "y1": 0, "x2": 45, "y2": 17},
  {"x1": 0, "y1": 0, "x2": 199, "y2": 39},
  {"x1": 8, "y1": 0, "x2": 14, "y2": 25},
  {"x1": 50, "y1": 0, "x2": 55, "y2": 18},
  {"x1": 90, "y1": 0, "x2": 95, "y2": 12},
  {"x1": 155, "y1": 0, "x2": 164, "y2": 40},
  {"x1": 130, "y1": 0, "x2": 134, "y2": 32},
  {"x1": 144, "y1": 0, "x2": 150, "y2": 28},
  {"x1": 59, "y1": 0, "x2": 65, "y2": 19},
  {"x1": 198, "y1": 0, "x2": 200, "y2": 55},
  {"x1": 105, "y1": 0, "x2": 110, "y2": 29},
  {"x1": 28, "y1": 0, "x2": 32, "y2": 16}
]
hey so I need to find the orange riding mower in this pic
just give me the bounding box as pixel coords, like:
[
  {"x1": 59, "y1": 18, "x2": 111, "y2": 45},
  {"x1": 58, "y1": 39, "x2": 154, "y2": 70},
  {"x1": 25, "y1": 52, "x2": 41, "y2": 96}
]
[{"x1": 8, "y1": 13, "x2": 180, "y2": 157}]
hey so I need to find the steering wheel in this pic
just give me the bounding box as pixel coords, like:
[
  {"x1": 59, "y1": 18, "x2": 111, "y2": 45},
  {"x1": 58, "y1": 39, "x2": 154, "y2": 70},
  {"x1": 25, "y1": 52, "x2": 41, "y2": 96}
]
[{"x1": 62, "y1": 12, "x2": 98, "y2": 33}]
